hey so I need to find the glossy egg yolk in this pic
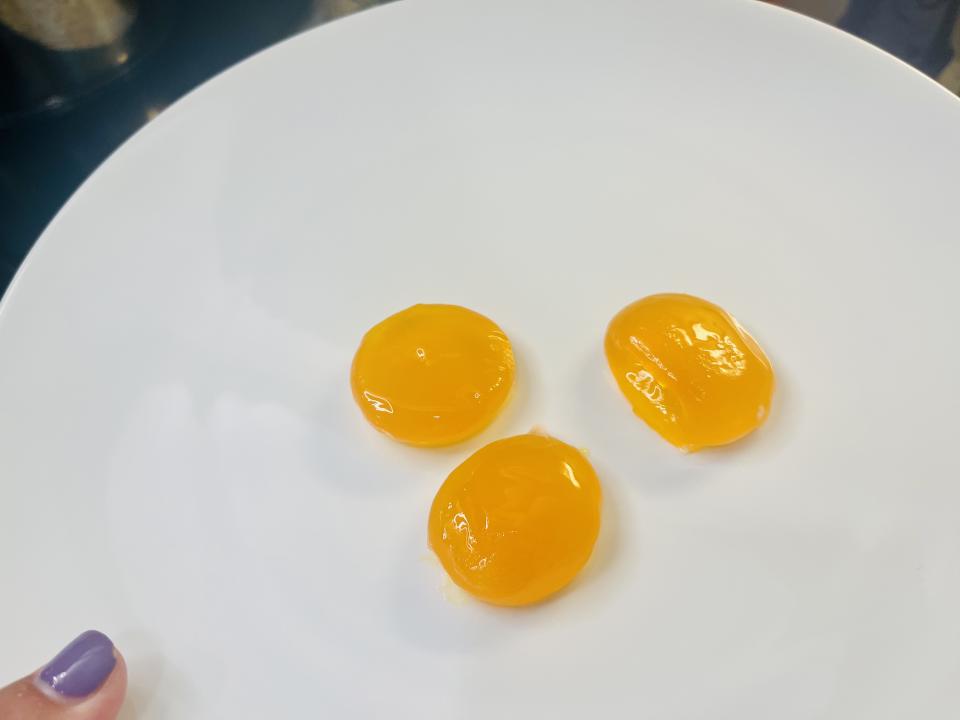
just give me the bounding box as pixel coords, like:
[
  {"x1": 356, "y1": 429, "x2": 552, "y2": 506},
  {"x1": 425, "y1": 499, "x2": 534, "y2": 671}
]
[
  {"x1": 429, "y1": 433, "x2": 602, "y2": 606},
  {"x1": 605, "y1": 293, "x2": 774, "y2": 451},
  {"x1": 351, "y1": 304, "x2": 515, "y2": 446}
]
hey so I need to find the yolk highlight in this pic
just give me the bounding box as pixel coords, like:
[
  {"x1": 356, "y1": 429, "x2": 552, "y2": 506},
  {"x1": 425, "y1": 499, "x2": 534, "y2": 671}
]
[
  {"x1": 351, "y1": 304, "x2": 514, "y2": 446},
  {"x1": 429, "y1": 433, "x2": 602, "y2": 607},
  {"x1": 605, "y1": 293, "x2": 774, "y2": 451}
]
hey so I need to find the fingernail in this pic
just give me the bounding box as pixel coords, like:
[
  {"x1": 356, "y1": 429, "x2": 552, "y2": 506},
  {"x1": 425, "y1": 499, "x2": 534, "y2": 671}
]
[{"x1": 36, "y1": 630, "x2": 117, "y2": 699}]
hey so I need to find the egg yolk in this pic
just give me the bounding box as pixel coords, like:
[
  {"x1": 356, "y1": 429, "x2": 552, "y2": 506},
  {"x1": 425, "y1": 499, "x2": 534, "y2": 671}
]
[
  {"x1": 605, "y1": 293, "x2": 774, "y2": 451},
  {"x1": 429, "y1": 433, "x2": 602, "y2": 606},
  {"x1": 351, "y1": 304, "x2": 515, "y2": 446}
]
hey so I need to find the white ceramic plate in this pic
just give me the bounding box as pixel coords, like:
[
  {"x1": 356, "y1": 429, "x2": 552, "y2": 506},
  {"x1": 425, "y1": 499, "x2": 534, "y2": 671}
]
[{"x1": 3, "y1": 0, "x2": 960, "y2": 716}]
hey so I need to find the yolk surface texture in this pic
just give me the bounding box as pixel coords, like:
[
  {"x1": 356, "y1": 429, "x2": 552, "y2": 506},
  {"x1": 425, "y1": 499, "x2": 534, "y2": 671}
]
[
  {"x1": 429, "y1": 433, "x2": 602, "y2": 606},
  {"x1": 351, "y1": 304, "x2": 514, "y2": 446},
  {"x1": 605, "y1": 293, "x2": 774, "y2": 451}
]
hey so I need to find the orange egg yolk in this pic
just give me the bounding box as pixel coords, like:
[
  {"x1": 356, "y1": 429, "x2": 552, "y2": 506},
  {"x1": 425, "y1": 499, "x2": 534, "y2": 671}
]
[
  {"x1": 429, "y1": 433, "x2": 602, "y2": 606},
  {"x1": 605, "y1": 293, "x2": 774, "y2": 451},
  {"x1": 351, "y1": 304, "x2": 515, "y2": 446}
]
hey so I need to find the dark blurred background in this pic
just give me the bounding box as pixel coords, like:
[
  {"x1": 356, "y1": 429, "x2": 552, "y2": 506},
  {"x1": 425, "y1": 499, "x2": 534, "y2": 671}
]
[
  {"x1": 0, "y1": 0, "x2": 388, "y2": 296},
  {"x1": 0, "y1": 0, "x2": 957, "y2": 299}
]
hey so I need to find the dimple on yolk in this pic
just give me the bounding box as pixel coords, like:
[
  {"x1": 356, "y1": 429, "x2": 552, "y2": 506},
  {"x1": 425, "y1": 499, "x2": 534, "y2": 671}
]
[
  {"x1": 605, "y1": 293, "x2": 774, "y2": 451},
  {"x1": 351, "y1": 304, "x2": 515, "y2": 447},
  {"x1": 428, "y1": 433, "x2": 602, "y2": 607}
]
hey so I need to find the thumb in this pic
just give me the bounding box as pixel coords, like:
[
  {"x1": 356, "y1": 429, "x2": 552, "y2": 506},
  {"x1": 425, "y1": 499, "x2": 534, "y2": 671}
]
[{"x1": 0, "y1": 631, "x2": 127, "y2": 720}]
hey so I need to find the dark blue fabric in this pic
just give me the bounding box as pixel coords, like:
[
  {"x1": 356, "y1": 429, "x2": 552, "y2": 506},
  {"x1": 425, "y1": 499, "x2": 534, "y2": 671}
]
[
  {"x1": 0, "y1": 0, "x2": 311, "y2": 300},
  {"x1": 841, "y1": 0, "x2": 960, "y2": 76}
]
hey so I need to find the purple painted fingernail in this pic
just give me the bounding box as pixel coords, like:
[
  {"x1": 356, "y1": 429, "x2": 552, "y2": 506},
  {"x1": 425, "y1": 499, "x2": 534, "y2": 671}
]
[{"x1": 37, "y1": 630, "x2": 117, "y2": 699}]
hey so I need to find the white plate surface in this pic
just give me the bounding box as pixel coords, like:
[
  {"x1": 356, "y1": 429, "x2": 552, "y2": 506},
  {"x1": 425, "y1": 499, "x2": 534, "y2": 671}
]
[{"x1": 2, "y1": 0, "x2": 960, "y2": 717}]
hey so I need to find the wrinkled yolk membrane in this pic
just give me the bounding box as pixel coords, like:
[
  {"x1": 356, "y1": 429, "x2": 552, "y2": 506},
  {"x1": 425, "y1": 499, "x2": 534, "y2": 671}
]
[
  {"x1": 429, "y1": 433, "x2": 602, "y2": 607},
  {"x1": 605, "y1": 293, "x2": 774, "y2": 451}
]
